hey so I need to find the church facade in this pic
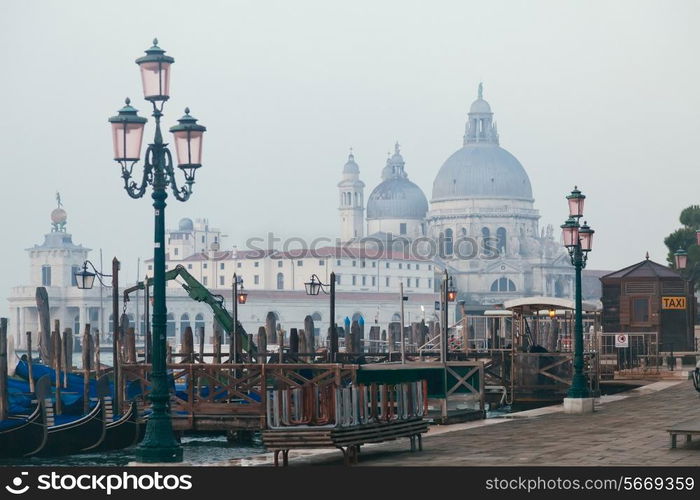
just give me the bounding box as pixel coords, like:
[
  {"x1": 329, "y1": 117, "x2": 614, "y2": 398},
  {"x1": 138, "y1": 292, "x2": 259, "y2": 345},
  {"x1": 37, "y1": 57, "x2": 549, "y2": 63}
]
[{"x1": 339, "y1": 84, "x2": 574, "y2": 310}]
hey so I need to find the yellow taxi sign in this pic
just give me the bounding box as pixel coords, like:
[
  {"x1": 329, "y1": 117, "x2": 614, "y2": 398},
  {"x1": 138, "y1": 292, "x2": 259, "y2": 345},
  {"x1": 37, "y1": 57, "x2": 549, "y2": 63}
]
[{"x1": 661, "y1": 296, "x2": 686, "y2": 310}]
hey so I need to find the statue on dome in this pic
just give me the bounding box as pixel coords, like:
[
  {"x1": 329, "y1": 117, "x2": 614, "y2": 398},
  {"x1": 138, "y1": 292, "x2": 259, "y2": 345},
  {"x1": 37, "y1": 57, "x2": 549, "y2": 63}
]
[{"x1": 50, "y1": 192, "x2": 67, "y2": 232}]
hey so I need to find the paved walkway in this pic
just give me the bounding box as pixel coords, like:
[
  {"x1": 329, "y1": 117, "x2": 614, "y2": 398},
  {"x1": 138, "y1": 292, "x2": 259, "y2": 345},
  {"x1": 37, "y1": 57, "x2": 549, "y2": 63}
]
[{"x1": 269, "y1": 380, "x2": 700, "y2": 466}]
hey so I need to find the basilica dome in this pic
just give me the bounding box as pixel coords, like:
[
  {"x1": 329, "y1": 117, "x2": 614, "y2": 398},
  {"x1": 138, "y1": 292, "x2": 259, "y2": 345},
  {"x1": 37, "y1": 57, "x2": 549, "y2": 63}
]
[
  {"x1": 431, "y1": 84, "x2": 533, "y2": 202},
  {"x1": 367, "y1": 143, "x2": 428, "y2": 220},
  {"x1": 432, "y1": 145, "x2": 533, "y2": 201}
]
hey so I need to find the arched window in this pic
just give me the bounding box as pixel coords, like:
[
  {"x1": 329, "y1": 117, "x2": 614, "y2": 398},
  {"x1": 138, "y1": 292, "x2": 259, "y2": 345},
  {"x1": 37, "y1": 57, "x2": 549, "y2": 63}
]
[
  {"x1": 438, "y1": 232, "x2": 445, "y2": 257},
  {"x1": 166, "y1": 313, "x2": 176, "y2": 338},
  {"x1": 351, "y1": 312, "x2": 363, "y2": 323},
  {"x1": 180, "y1": 313, "x2": 191, "y2": 335},
  {"x1": 276, "y1": 272, "x2": 284, "y2": 290},
  {"x1": 496, "y1": 227, "x2": 507, "y2": 255},
  {"x1": 444, "y1": 229, "x2": 454, "y2": 255},
  {"x1": 391, "y1": 313, "x2": 401, "y2": 322},
  {"x1": 490, "y1": 277, "x2": 516, "y2": 292},
  {"x1": 194, "y1": 313, "x2": 205, "y2": 339},
  {"x1": 482, "y1": 227, "x2": 490, "y2": 240},
  {"x1": 73, "y1": 314, "x2": 80, "y2": 337}
]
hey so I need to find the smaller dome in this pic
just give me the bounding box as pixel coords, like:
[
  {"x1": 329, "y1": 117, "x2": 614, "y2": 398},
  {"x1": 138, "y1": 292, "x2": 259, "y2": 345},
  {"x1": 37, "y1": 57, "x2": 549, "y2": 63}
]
[
  {"x1": 51, "y1": 207, "x2": 67, "y2": 224},
  {"x1": 366, "y1": 178, "x2": 428, "y2": 220},
  {"x1": 343, "y1": 153, "x2": 359, "y2": 174},
  {"x1": 469, "y1": 98, "x2": 492, "y2": 114},
  {"x1": 178, "y1": 217, "x2": 194, "y2": 231}
]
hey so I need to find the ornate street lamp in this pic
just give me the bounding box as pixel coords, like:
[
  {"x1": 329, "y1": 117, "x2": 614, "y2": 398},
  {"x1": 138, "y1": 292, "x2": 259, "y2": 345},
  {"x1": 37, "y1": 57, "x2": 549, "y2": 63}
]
[
  {"x1": 73, "y1": 258, "x2": 121, "y2": 411},
  {"x1": 304, "y1": 273, "x2": 337, "y2": 361},
  {"x1": 674, "y1": 248, "x2": 688, "y2": 270},
  {"x1": 560, "y1": 186, "x2": 595, "y2": 403},
  {"x1": 108, "y1": 39, "x2": 206, "y2": 463}
]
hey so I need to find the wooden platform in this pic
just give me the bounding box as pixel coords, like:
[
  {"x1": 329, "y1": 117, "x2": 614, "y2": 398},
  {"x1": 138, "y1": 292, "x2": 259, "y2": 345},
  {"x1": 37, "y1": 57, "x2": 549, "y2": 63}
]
[
  {"x1": 667, "y1": 418, "x2": 700, "y2": 449},
  {"x1": 262, "y1": 417, "x2": 429, "y2": 465}
]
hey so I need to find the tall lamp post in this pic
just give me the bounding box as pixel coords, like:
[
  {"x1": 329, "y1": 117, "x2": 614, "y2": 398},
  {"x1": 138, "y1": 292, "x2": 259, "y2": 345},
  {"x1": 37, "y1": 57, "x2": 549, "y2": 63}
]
[
  {"x1": 231, "y1": 274, "x2": 247, "y2": 363},
  {"x1": 74, "y1": 258, "x2": 120, "y2": 410},
  {"x1": 561, "y1": 186, "x2": 595, "y2": 410},
  {"x1": 440, "y1": 269, "x2": 457, "y2": 363},
  {"x1": 108, "y1": 39, "x2": 206, "y2": 463},
  {"x1": 304, "y1": 273, "x2": 337, "y2": 361}
]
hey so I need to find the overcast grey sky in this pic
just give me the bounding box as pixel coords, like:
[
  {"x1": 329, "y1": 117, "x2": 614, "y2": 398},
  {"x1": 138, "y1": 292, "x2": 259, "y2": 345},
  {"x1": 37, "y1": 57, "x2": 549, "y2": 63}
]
[{"x1": 1, "y1": 0, "x2": 698, "y2": 316}]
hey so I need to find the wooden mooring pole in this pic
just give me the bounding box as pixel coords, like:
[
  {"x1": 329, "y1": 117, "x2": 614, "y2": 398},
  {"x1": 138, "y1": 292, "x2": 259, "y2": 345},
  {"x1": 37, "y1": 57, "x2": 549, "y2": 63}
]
[
  {"x1": 53, "y1": 321, "x2": 62, "y2": 416},
  {"x1": 82, "y1": 324, "x2": 92, "y2": 414},
  {"x1": 0, "y1": 318, "x2": 8, "y2": 421},
  {"x1": 26, "y1": 331, "x2": 34, "y2": 393}
]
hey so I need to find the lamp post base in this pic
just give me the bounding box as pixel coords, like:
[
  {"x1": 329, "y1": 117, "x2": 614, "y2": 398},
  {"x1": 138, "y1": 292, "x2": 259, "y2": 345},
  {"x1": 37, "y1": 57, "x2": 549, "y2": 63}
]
[{"x1": 563, "y1": 397, "x2": 595, "y2": 415}]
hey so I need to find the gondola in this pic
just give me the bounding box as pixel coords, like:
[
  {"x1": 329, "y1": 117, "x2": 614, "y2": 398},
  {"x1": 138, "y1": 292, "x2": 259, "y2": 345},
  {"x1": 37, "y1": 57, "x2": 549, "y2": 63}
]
[
  {"x1": 98, "y1": 401, "x2": 141, "y2": 451},
  {"x1": 37, "y1": 397, "x2": 106, "y2": 457},
  {"x1": 0, "y1": 377, "x2": 50, "y2": 458}
]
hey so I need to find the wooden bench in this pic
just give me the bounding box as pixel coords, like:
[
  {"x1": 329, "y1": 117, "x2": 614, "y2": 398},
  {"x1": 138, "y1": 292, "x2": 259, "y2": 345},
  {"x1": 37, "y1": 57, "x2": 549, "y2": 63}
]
[
  {"x1": 667, "y1": 418, "x2": 700, "y2": 449},
  {"x1": 263, "y1": 417, "x2": 429, "y2": 465}
]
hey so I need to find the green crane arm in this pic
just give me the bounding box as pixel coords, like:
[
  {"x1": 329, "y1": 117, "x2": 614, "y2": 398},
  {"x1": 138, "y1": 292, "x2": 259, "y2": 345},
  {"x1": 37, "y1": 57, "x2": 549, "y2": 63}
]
[{"x1": 124, "y1": 264, "x2": 256, "y2": 354}]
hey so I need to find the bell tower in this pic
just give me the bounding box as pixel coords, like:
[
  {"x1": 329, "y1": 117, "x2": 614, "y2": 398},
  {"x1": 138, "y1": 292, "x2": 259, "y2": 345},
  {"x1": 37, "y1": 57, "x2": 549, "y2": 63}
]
[{"x1": 338, "y1": 150, "x2": 365, "y2": 242}]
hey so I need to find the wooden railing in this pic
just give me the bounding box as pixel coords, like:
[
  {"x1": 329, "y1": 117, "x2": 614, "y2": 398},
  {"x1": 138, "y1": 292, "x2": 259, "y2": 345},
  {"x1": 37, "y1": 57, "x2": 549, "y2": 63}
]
[{"x1": 118, "y1": 362, "x2": 357, "y2": 430}]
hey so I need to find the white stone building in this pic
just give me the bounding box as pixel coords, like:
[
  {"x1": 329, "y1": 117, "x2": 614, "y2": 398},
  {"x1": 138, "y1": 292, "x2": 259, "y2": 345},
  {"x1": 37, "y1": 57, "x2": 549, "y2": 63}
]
[
  {"x1": 7, "y1": 83, "x2": 574, "y2": 347},
  {"x1": 344, "y1": 83, "x2": 574, "y2": 311}
]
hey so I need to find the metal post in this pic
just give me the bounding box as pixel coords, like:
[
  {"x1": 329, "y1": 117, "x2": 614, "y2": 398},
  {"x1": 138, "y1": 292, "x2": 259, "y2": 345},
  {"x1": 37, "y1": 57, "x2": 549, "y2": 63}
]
[
  {"x1": 112, "y1": 257, "x2": 120, "y2": 412},
  {"x1": 441, "y1": 270, "x2": 448, "y2": 363},
  {"x1": 137, "y1": 110, "x2": 183, "y2": 463},
  {"x1": 232, "y1": 274, "x2": 238, "y2": 364},
  {"x1": 400, "y1": 282, "x2": 406, "y2": 364},
  {"x1": 329, "y1": 272, "x2": 337, "y2": 362},
  {"x1": 567, "y1": 245, "x2": 589, "y2": 398},
  {"x1": 144, "y1": 277, "x2": 151, "y2": 363}
]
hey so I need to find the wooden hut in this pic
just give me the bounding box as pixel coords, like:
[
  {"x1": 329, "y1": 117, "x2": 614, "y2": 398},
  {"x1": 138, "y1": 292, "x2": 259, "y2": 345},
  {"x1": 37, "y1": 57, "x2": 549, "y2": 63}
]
[{"x1": 600, "y1": 257, "x2": 695, "y2": 351}]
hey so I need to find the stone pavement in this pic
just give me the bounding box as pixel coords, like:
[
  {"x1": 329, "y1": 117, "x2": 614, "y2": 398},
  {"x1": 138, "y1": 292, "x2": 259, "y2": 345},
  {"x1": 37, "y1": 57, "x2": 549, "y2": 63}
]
[{"x1": 283, "y1": 380, "x2": 700, "y2": 466}]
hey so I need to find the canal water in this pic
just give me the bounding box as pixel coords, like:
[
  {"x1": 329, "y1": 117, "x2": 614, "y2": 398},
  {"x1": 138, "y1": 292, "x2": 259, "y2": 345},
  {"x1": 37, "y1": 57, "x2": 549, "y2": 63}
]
[{"x1": 0, "y1": 434, "x2": 266, "y2": 467}]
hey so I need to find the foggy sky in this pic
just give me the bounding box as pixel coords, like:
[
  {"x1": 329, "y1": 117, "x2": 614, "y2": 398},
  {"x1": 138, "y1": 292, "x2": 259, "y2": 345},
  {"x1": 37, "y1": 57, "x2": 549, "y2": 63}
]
[{"x1": 1, "y1": 0, "x2": 698, "y2": 316}]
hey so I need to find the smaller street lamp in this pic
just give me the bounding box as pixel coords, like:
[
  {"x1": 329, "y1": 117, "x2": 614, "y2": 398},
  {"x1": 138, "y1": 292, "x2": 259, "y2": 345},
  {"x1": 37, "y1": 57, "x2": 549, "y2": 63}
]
[
  {"x1": 75, "y1": 262, "x2": 97, "y2": 290},
  {"x1": 304, "y1": 275, "x2": 323, "y2": 296},
  {"x1": 304, "y1": 273, "x2": 337, "y2": 361},
  {"x1": 674, "y1": 248, "x2": 688, "y2": 270},
  {"x1": 446, "y1": 276, "x2": 457, "y2": 302},
  {"x1": 231, "y1": 274, "x2": 246, "y2": 363},
  {"x1": 73, "y1": 258, "x2": 121, "y2": 411},
  {"x1": 237, "y1": 284, "x2": 248, "y2": 304}
]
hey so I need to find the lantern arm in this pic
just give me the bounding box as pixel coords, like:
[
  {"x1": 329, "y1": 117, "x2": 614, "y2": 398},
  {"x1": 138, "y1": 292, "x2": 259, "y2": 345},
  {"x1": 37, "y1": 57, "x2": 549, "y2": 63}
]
[
  {"x1": 313, "y1": 273, "x2": 331, "y2": 294},
  {"x1": 163, "y1": 147, "x2": 192, "y2": 202},
  {"x1": 82, "y1": 260, "x2": 114, "y2": 287},
  {"x1": 121, "y1": 146, "x2": 153, "y2": 199}
]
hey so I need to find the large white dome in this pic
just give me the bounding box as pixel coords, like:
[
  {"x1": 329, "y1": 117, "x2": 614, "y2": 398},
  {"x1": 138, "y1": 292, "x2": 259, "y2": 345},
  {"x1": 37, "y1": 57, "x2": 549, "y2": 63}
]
[
  {"x1": 431, "y1": 143, "x2": 533, "y2": 201},
  {"x1": 432, "y1": 84, "x2": 533, "y2": 202}
]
